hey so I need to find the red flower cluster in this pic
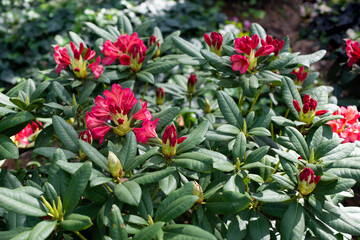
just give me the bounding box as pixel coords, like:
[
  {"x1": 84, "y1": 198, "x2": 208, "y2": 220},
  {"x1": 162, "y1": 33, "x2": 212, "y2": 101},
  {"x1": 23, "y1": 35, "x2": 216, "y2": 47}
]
[
  {"x1": 328, "y1": 106, "x2": 360, "y2": 143},
  {"x1": 85, "y1": 84, "x2": 158, "y2": 144},
  {"x1": 346, "y1": 39, "x2": 360, "y2": 67},
  {"x1": 261, "y1": 35, "x2": 284, "y2": 56},
  {"x1": 102, "y1": 33, "x2": 147, "y2": 72},
  {"x1": 204, "y1": 31, "x2": 223, "y2": 56},
  {"x1": 231, "y1": 34, "x2": 281, "y2": 74},
  {"x1": 54, "y1": 42, "x2": 103, "y2": 79},
  {"x1": 293, "y1": 94, "x2": 328, "y2": 125},
  {"x1": 13, "y1": 121, "x2": 42, "y2": 146},
  {"x1": 291, "y1": 66, "x2": 308, "y2": 86}
]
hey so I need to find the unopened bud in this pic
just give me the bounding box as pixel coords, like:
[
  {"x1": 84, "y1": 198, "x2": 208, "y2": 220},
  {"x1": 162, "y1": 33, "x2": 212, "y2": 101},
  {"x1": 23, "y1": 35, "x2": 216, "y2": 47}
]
[
  {"x1": 204, "y1": 98, "x2": 212, "y2": 114},
  {"x1": 315, "y1": 110, "x2": 328, "y2": 116},
  {"x1": 298, "y1": 167, "x2": 320, "y2": 196},
  {"x1": 149, "y1": 35, "x2": 160, "y2": 58},
  {"x1": 187, "y1": 74, "x2": 197, "y2": 94},
  {"x1": 156, "y1": 87, "x2": 165, "y2": 105},
  {"x1": 193, "y1": 181, "x2": 204, "y2": 204},
  {"x1": 108, "y1": 151, "x2": 123, "y2": 179},
  {"x1": 79, "y1": 130, "x2": 93, "y2": 144},
  {"x1": 293, "y1": 100, "x2": 301, "y2": 112}
]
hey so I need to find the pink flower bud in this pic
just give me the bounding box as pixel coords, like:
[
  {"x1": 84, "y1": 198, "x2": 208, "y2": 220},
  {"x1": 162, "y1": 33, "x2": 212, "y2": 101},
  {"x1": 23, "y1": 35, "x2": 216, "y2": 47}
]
[
  {"x1": 315, "y1": 110, "x2": 328, "y2": 116},
  {"x1": 156, "y1": 87, "x2": 165, "y2": 105},
  {"x1": 298, "y1": 167, "x2": 320, "y2": 196},
  {"x1": 79, "y1": 130, "x2": 93, "y2": 144},
  {"x1": 187, "y1": 74, "x2": 197, "y2": 94},
  {"x1": 303, "y1": 103, "x2": 310, "y2": 114},
  {"x1": 293, "y1": 100, "x2": 301, "y2": 112},
  {"x1": 161, "y1": 124, "x2": 185, "y2": 158}
]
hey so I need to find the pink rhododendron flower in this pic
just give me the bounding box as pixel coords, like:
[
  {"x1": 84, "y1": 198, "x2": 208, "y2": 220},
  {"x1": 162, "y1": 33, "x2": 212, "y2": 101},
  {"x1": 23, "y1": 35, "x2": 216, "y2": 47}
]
[
  {"x1": 261, "y1": 35, "x2": 284, "y2": 56},
  {"x1": 101, "y1": 32, "x2": 147, "y2": 72},
  {"x1": 204, "y1": 31, "x2": 223, "y2": 56},
  {"x1": 54, "y1": 42, "x2": 103, "y2": 79},
  {"x1": 133, "y1": 119, "x2": 159, "y2": 144},
  {"x1": 85, "y1": 84, "x2": 158, "y2": 144},
  {"x1": 13, "y1": 121, "x2": 42, "y2": 146},
  {"x1": 231, "y1": 34, "x2": 275, "y2": 73},
  {"x1": 346, "y1": 39, "x2": 360, "y2": 67},
  {"x1": 293, "y1": 94, "x2": 328, "y2": 126},
  {"x1": 292, "y1": 66, "x2": 308, "y2": 86},
  {"x1": 328, "y1": 106, "x2": 360, "y2": 143}
]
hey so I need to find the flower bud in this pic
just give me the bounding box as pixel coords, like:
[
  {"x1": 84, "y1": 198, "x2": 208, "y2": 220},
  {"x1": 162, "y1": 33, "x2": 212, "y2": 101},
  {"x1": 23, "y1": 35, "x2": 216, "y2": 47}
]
[
  {"x1": 315, "y1": 110, "x2": 329, "y2": 116},
  {"x1": 79, "y1": 130, "x2": 93, "y2": 144},
  {"x1": 204, "y1": 31, "x2": 223, "y2": 56},
  {"x1": 204, "y1": 98, "x2": 212, "y2": 114},
  {"x1": 298, "y1": 167, "x2": 320, "y2": 196},
  {"x1": 108, "y1": 151, "x2": 123, "y2": 179},
  {"x1": 156, "y1": 87, "x2": 165, "y2": 105},
  {"x1": 149, "y1": 35, "x2": 161, "y2": 58},
  {"x1": 293, "y1": 100, "x2": 301, "y2": 112},
  {"x1": 161, "y1": 125, "x2": 186, "y2": 158},
  {"x1": 292, "y1": 66, "x2": 308, "y2": 86},
  {"x1": 129, "y1": 43, "x2": 146, "y2": 72},
  {"x1": 187, "y1": 74, "x2": 197, "y2": 94},
  {"x1": 193, "y1": 181, "x2": 204, "y2": 204}
]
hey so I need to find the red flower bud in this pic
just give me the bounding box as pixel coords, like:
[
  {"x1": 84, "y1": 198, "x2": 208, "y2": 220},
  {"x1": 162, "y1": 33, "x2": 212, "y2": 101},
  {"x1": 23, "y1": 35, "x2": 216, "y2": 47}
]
[
  {"x1": 187, "y1": 74, "x2": 197, "y2": 94},
  {"x1": 156, "y1": 87, "x2": 165, "y2": 105},
  {"x1": 303, "y1": 103, "x2": 310, "y2": 114},
  {"x1": 315, "y1": 110, "x2": 329, "y2": 116},
  {"x1": 162, "y1": 124, "x2": 185, "y2": 158},
  {"x1": 293, "y1": 100, "x2": 301, "y2": 112},
  {"x1": 298, "y1": 167, "x2": 321, "y2": 196},
  {"x1": 310, "y1": 99, "x2": 317, "y2": 111},
  {"x1": 79, "y1": 130, "x2": 93, "y2": 144},
  {"x1": 303, "y1": 94, "x2": 310, "y2": 103}
]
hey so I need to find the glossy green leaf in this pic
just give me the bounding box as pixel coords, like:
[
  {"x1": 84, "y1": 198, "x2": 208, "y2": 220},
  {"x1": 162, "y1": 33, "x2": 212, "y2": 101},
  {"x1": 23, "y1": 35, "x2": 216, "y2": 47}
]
[
  {"x1": 61, "y1": 213, "x2": 93, "y2": 231},
  {"x1": 281, "y1": 76, "x2": 302, "y2": 118},
  {"x1": 285, "y1": 126, "x2": 309, "y2": 160},
  {"x1": 271, "y1": 174, "x2": 296, "y2": 189},
  {"x1": 252, "y1": 189, "x2": 291, "y2": 202},
  {"x1": 138, "y1": 187, "x2": 154, "y2": 219},
  {"x1": 120, "y1": 131, "x2": 137, "y2": 168},
  {"x1": 175, "y1": 152, "x2": 213, "y2": 173},
  {"x1": 143, "y1": 61, "x2": 177, "y2": 74},
  {"x1": 63, "y1": 162, "x2": 92, "y2": 211},
  {"x1": 125, "y1": 147, "x2": 159, "y2": 171},
  {"x1": 0, "y1": 227, "x2": 31, "y2": 240},
  {"x1": 249, "y1": 211, "x2": 270, "y2": 240},
  {"x1": 280, "y1": 202, "x2": 305, "y2": 240},
  {"x1": 78, "y1": 81, "x2": 96, "y2": 103},
  {"x1": 232, "y1": 132, "x2": 246, "y2": 162},
  {"x1": 69, "y1": 31, "x2": 87, "y2": 48},
  {"x1": 131, "y1": 167, "x2": 176, "y2": 185},
  {"x1": 250, "y1": 23, "x2": 267, "y2": 40},
  {"x1": 176, "y1": 120, "x2": 209, "y2": 154},
  {"x1": 155, "y1": 195, "x2": 198, "y2": 222},
  {"x1": 163, "y1": 224, "x2": 217, "y2": 240},
  {"x1": 109, "y1": 204, "x2": 127, "y2": 240},
  {"x1": 28, "y1": 221, "x2": 57, "y2": 240},
  {"x1": 227, "y1": 215, "x2": 247, "y2": 240},
  {"x1": 0, "y1": 111, "x2": 34, "y2": 136},
  {"x1": 172, "y1": 36, "x2": 202, "y2": 58},
  {"x1": 86, "y1": 22, "x2": 117, "y2": 42},
  {"x1": 0, "y1": 134, "x2": 19, "y2": 159},
  {"x1": 200, "y1": 50, "x2": 232, "y2": 72},
  {"x1": 78, "y1": 139, "x2": 109, "y2": 171},
  {"x1": 132, "y1": 222, "x2": 165, "y2": 240},
  {"x1": 207, "y1": 191, "x2": 252, "y2": 214},
  {"x1": 136, "y1": 71, "x2": 154, "y2": 84},
  {"x1": 33, "y1": 147, "x2": 77, "y2": 159},
  {"x1": 159, "y1": 172, "x2": 178, "y2": 195},
  {"x1": 287, "y1": 50, "x2": 326, "y2": 67},
  {"x1": 118, "y1": 13, "x2": 132, "y2": 34},
  {"x1": 245, "y1": 146, "x2": 269, "y2": 164},
  {"x1": 217, "y1": 91, "x2": 243, "y2": 129},
  {"x1": 152, "y1": 107, "x2": 180, "y2": 131},
  {"x1": 52, "y1": 116, "x2": 79, "y2": 153},
  {"x1": 114, "y1": 181, "x2": 142, "y2": 206}
]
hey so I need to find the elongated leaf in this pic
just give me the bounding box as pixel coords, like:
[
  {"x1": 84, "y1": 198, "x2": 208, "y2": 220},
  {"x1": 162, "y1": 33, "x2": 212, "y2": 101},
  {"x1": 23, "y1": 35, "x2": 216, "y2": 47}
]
[
  {"x1": 280, "y1": 202, "x2": 305, "y2": 240},
  {"x1": 325, "y1": 160, "x2": 360, "y2": 181},
  {"x1": 281, "y1": 76, "x2": 302, "y2": 118},
  {"x1": 86, "y1": 22, "x2": 117, "y2": 42},
  {"x1": 143, "y1": 61, "x2": 177, "y2": 74},
  {"x1": 0, "y1": 92, "x2": 17, "y2": 108},
  {"x1": 0, "y1": 187, "x2": 45, "y2": 217},
  {"x1": 287, "y1": 50, "x2": 326, "y2": 67},
  {"x1": 125, "y1": 147, "x2": 159, "y2": 171},
  {"x1": 305, "y1": 211, "x2": 338, "y2": 240},
  {"x1": 63, "y1": 162, "x2": 92, "y2": 211},
  {"x1": 249, "y1": 212, "x2": 270, "y2": 240},
  {"x1": 271, "y1": 174, "x2": 296, "y2": 189},
  {"x1": 175, "y1": 152, "x2": 213, "y2": 173},
  {"x1": 136, "y1": 71, "x2": 154, "y2": 84},
  {"x1": 109, "y1": 204, "x2": 127, "y2": 240},
  {"x1": 131, "y1": 167, "x2": 176, "y2": 185},
  {"x1": 114, "y1": 181, "x2": 142, "y2": 206},
  {"x1": 118, "y1": 13, "x2": 132, "y2": 34},
  {"x1": 152, "y1": 107, "x2": 180, "y2": 131},
  {"x1": 252, "y1": 189, "x2": 291, "y2": 203},
  {"x1": 161, "y1": 30, "x2": 180, "y2": 53},
  {"x1": 163, "y1": 224, "x2": 217, "y2": 240},
  {"x1": 78, "y1": 81, "x2": 96, "y2": 103},
  {"x1": 52, "y1": 116, "x2": 79, "y2": 153},
  {"x1": 52, "y1": 81, "x2": 72, "y2": 104},
  {"x1": 232, "y1": 132, "x2": 246, "y2": 162},
  {"x1": 138, "y1": 187, "x2": 154, "y2": 219},
  {"x1": 250, "y1": 23, "x2": 267, "y2": 40},
  {"x1": 217, "y1": 91, "x2": 243, "y2": 129},
  {"x1": 69, "y1": 31, "x2": 87, "y2": 48},
  {"x1": 207, "y1": 191, "x2": 252, "y2": 214},
  {"x1": 227, "y1": 215, "x2": 247, "y2": 240},
  {"x1": 200, "y1": 50, "x2": 232, "y2": 72},
  {"x1": 0, "y1": 227, "x2": 31, "y2": 240},
  {"x1": 176, "y1": 120, "x2": 209, "y2": 154},
  {"x1": 78, "y1": 139, "x2": 109, "y2": 171},
  {"x1": 285, "y1": 126, "x2": 309, "y2": 160},
  {"x1": 0, "y1": 134, "x2": 19, "y2": 159},
  {"x1": 155, "y1": 195, "x2": 198, "y2": 222},
  {"x1": 245, "y1": 146, "x2": 269, "y2": 164},
  {"x1": 172, "y1": 36, "x2": 202, "y2": 58},
  {"x1": 313, "y1": 178, "x2": 356, "y2": 195},
  {"x1": 33, "y1": 147, "x2": 77, "y2": 159},
  {"x1": 28, "y1": 221, "x2": 57, "y2": 240},
  {"x1": 159, "y1": 172, "x2": 178, "y2": 195},
  {"x1": 120, "y1": 131, "x2": 137, "y2": 168},
  {"x1": 0, "y1": 111, "x2": 34, "y2": 136},
  {"x1": 61, "y1": 213, "x2": 92, "y2": 231},
  {"x1": 132, "y1": 222, "x2": 165, "y2": 240}
]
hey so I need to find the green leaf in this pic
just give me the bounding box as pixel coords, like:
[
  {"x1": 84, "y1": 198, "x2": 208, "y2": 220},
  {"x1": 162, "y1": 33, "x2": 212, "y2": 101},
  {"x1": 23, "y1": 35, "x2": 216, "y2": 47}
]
[
  {"x1": 250, "y1": 23, "x2": 267, "y2": 40},
  {"x1": 63, "y1": 162, "x2": 92, "y2": 211},
  {"x1": 0, "y1": 227, "x2": 31, "y2": 240},
  {"x1": 0, "y1": 187, "x2": 46, "y2": 217},
  {"x1": 138, "y1": 187, "x2": 154, "y2": 219},
  {"x1": 227, "y1": 215, "x2": 247, "y2": 240},
  {"x1": 163, "y1": 224, "x2": 217, "y2": 240},
  {"x1": 248, "y1": 127, "x2": 271, "y2": 137},
  {"x1": 0, "y1": 134, "x2": 19, "y2": 159},
  {"x1": 118, "y1": 13, "x2": 133, "y2": 34},
  {"x1": 134, "y1": 19, "x2": 155, "y2": 36},
  {"x1": 280, "y1": 202, "x2": 305, "y2": 240},
  {"x1": 245, "y1": 146, "x2": 269, "y2": 164},
  {"x1": 155, "y1": 195, "x2": 198, "y2": 222},
  {"x1": 200, "y1": 50, "x2": 232, "y2": 72},
  {"x1": 159, "y1": 172, "x2": 178, "y2": 195},
  {"x1": 252, "y1": 189, "x2": 291, "y2": 202},
  {"x1": 52, "y1": 81, "x2": 72, "y2": 105},
  {"x1": 285, "y1": 126, "x2": 310, "y2": 160},
  {"x1": 52, "y1": 116, "x2": 79, "y2": 153},
  {"x1": 0, "y1": 111, "x2": 34, "y2": 136},
  {"x1": 178, "y1": 57, "x2": 207, "y2": 66},
  {"x1": 281, "y1": 76, "x2": 302, "y2": 118},
  {"x1": 33, "y1": 147, "x2": 77, "y2": 159},
  {"x1": 172, "y1": 36, "x2": 202, "y2": 58},
  {"x1": 287, "y1": 50, "x2": 326, "y2": 67},
  {"x1": 152, "y1": 107, "x2": 180, "y2": 131},
  {"x1": 69, "y1": 31, "x2": 87, "y2": 48},
  {"x1": 61, "y1": 213, "x2": 92, "y2": 231},
  {"x1": 78, "y1": 81, "x2": 96, "y2": 103},
  {"x1": 305, "y1": 211, "x2": 338, "y2": 240},
  {"x1": 28, "y1": 221, "x2": 57, "y2": 240},
  {"x1": 143, "y1": 61, "x2": 177, "y2": 74},
  {"x1": 78, "y1": 139, "x2": 109, "y2": 171},
  {"x1": 9, "y1": 231, "x2": 31, "y2": 240},
  {"x1": 176, "y1": 120, "x2": 209, "y2": 154},
  {"x1": 125, "y1": 147, "x2": 159, "y2": 171},
  {"x1": 232, "y1": 132, "x2": 246, "y2": 162},
  {"x1": 175, "y1": 152, "x2": 213, "y2": 173},
  {"x1": 86, "y1": 22, "x2": 117, "y2": 42},
  {"x1": 161, "y1": 31, "x2": 181, "y2": 53},
  {"x1": 217, "y1": 91, "x2": 243, "y2": 129},
  {"x1": 325, "y1": 160, "x2": 360, "y2": 181},
  {"x1": 120, "y1": 131, "x2": 137, "y2": 169},
  {"x1": 313, "y1": 178, "x2": 356, "y2": 195},
  {"x1": 132, "y1": 222, "x2": 165, "y2": 240},
  {"x1": 249, "y1": 211, "x2": 270, "y2": 240},
  {"x1": 136, "y1": 71, "x2": 154, "y2": 84},
  {"x1": 271, "y1": 174, "x2": 296, "y2": 189},
  {"x1": 131, "y1": 167, "x2": 176, "y2": 185},
  {"x1": 114, "y1": 181, "x2": 142, "y2": 206},
  {"x1": 207, "y1": 191, "x2": 252, "y2": 214},
  {"x1": 260, "y1": 53, "x2": 299, "y2": 71},
  {"x1": 109, "y1": 204, "x2": 127, "y2": 240},
  {"x1": 0, "y1": 92, "x2": 17, "y2": 108}
]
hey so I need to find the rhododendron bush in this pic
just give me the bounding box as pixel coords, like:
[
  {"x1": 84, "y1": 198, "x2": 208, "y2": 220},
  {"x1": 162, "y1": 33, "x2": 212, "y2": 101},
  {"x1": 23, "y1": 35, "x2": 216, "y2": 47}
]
[{"x1": 1, "y1": 15, "x2": 360, "y2": 240}]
